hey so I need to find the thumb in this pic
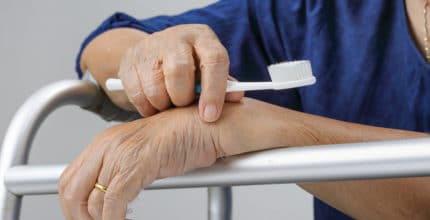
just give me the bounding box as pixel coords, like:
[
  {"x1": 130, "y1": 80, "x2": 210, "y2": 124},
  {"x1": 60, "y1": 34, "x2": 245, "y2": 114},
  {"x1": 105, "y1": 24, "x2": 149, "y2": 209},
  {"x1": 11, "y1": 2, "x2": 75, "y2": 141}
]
[
  {"x1": 195, "y1": 45, "x2": 229, "y2": 123},
  {"x1": 198, "y1": 67, "x2": 227, "y2": 123}
]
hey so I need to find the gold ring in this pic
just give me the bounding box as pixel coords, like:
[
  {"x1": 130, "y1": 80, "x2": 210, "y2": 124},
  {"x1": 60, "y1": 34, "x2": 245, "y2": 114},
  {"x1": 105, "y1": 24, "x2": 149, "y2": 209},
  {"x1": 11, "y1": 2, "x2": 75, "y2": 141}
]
[{"x1": 94, "y1": 183, "x2": 107, "y2": 193}]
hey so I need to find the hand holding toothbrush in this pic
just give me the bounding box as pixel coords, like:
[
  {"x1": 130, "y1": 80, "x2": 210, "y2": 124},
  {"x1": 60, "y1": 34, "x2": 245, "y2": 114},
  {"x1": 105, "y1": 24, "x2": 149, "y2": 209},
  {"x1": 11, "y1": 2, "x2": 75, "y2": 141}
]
[
  {"x1": 114, "y1": 24, "x2": 244, "y2": 122},
  {"x1": 80, "y1": 25, "x2": 314, "y2": 123}
]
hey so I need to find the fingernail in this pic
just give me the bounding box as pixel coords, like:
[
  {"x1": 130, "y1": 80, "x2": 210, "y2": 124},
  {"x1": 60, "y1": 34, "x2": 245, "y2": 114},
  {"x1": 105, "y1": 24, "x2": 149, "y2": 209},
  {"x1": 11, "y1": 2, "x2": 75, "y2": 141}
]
[{"x1": 204, "y1": 104, "x2": 218, "y2": 122}]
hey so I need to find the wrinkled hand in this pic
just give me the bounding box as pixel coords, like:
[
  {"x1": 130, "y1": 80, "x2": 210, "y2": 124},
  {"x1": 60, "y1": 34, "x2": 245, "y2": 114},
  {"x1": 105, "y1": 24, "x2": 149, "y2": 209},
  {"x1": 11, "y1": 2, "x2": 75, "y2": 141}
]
[
  {"x1": 118, "y1": 24, "x2": 243, "y2": 122},
  {"x1": 59, "y1": 104, "x2": 218, "y2": 220},
  {"x1": 58, "y1": 98, "x2": 290, "y2": 220}
]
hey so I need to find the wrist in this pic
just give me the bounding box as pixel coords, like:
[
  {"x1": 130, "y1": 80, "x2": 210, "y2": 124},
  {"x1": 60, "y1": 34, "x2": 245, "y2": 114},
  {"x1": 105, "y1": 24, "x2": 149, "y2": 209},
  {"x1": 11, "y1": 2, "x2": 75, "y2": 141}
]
[{"x1": 217, "y1": 98, "x2": 318, "y2": 156}]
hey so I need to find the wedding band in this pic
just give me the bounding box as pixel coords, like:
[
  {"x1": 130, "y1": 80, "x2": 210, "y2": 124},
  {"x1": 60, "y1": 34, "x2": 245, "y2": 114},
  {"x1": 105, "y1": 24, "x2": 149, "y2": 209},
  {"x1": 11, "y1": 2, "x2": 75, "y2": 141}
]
[{"x1": 94, "y1": 183, "x2": 108, "y2": 193}]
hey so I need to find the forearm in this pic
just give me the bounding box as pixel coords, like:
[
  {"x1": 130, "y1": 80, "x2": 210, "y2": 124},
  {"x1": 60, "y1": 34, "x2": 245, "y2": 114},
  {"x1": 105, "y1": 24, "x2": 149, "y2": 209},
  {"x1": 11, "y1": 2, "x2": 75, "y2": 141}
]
[
  {"x1": 258, "y1": 102, "x2": 430, "y2": 219},
  {"x1": 301, "y1": 177, "x2": 430, "y2": 220},
  {"x1": 291, "y1": 110, "x2": 428, "y2": 145},
  {"x1": 220, "y1": 99, "x2": 430, "y2": 219},
  {"x1": 220, "y1": 99, "x2": 427, "y2": 156},
  {"x1": 292, "y1": 111, "x2": 430, "y2": 219}
]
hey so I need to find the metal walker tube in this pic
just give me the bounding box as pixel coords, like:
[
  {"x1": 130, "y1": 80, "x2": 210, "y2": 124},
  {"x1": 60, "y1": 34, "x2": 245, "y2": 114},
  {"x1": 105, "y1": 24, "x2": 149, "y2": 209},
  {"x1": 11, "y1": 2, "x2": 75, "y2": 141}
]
[
  {"x1": 208, "y1": 187, "x2": 232, "y2": 220},
  {"x1": 0, "y1": 80, "x2": 99, "y2": 220}
]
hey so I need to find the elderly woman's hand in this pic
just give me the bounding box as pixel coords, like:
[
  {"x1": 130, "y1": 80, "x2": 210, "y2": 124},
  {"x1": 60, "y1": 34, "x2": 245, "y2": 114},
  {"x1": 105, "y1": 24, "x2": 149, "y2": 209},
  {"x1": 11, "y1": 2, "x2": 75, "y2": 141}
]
[
  {"x1": 117, "y1": 24, "x2": 243, "y2": 122},
  {"x1": 81, "y1": 25, "x2": 244, "y2": 122},
  {"x1": 58, "y1": 104, "x2": 217, "y2": 220},
  {"x1": 58, "y1": 98, "x2": 294, "y2": 220}
]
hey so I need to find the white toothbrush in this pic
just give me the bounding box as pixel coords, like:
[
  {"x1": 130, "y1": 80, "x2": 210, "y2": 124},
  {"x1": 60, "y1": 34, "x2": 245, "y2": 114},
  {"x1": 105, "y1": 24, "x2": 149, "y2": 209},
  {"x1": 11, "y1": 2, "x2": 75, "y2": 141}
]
[{"x1": 105, "y1": 60, "x2": 316, "y2": 92}]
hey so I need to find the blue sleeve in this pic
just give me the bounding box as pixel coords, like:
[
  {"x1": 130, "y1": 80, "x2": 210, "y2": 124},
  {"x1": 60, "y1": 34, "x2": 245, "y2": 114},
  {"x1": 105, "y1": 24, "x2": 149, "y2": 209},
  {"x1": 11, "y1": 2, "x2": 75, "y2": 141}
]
[{"x1": 76, "y1": 0, "x2": 314, "y2": 79}]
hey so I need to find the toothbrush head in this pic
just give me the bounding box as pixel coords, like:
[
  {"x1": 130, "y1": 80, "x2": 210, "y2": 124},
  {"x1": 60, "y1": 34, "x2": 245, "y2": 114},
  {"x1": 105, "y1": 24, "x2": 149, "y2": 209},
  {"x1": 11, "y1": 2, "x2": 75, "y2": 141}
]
[{"x1": 267, "y1": 60, "x2": 316, "y2": 90}]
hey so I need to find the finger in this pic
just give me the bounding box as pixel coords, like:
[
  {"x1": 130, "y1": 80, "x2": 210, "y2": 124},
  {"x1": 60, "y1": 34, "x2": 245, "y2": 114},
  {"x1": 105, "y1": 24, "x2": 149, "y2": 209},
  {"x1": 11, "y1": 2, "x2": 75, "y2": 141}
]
[
  {"x1": 138, "y1": 44, "x2": 171, "y2": 110},
  {"x1": 87, "y1": 188, "x2": 105, "y2": 220},
  {"x1": 119, "y1": 50, "x2": 158, "y2": 117},
  {"x1": 102, "y1": 174, "x2": 142, "y2": 220},
  {"x1": 59, "y1": 144, "x2": 99, "y2": 220},
  {"x1": 59, "y1": 153, "x2": 103, "y2": 220},
  {"x1": 194, "y1": 38, "x2": 229, "y2": 122},
  {"x1": 101, "y1": 135, "x2": 158, "y2": 220},
  {"x1": 163, "y1": 41, "x2": 195, "y2": 107},
  {"x1": 225, "y1": 75, "x2": 244, "y2": 102},
  {"x1": 88, "y1": 157, "x2": 119, "y2": 220},
  {"x1": 94, "y1": 149, "x2": 125, "y2": 220},
  {"x1": 59, "y1": 167, "x2": 80, "y2": 220}
]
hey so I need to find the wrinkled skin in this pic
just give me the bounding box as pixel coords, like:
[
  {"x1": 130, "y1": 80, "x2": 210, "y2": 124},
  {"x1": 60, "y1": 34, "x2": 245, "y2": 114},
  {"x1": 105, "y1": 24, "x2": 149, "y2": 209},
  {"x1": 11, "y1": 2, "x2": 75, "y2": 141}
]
[
  {"x1": 58, "y1": 98, "x2": 289, "y2": 220},
  {"x1": 59, "y1": 106, "x2": 216, "y2": 220}
]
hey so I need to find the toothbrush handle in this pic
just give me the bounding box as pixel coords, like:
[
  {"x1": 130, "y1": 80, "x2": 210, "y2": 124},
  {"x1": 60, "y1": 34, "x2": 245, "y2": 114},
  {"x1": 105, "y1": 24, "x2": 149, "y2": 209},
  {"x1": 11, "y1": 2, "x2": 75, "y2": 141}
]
[
  {"x1": 107, "y1": 79, "x2": 215, "y2": 92},
  {"x1": 107, "y1": 79, "x2": 275, "y2": 93},
  {"x1": 195, "y1": 80, "x2": 273, "y2": 93},
  {"x1": 105, "y1": 79, "x2": 124, "y2": 91},
  {"x1": 225, "y1": 80, "x2": 273, "y2": 92}
]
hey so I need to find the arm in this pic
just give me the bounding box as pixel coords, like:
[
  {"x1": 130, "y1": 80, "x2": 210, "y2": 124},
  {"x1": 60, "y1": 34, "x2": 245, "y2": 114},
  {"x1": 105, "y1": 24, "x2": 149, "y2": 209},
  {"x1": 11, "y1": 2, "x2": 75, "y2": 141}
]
[
  {"x1": 218, "y1": 100, "x2": 428, "y2": 155},
  {"x1": 298, "y1": 120, "x2": 430, "y2": 220},
  {"x1": 296, "y1": 117, "x2": 430, "y2": 219},
  {"x1": 216, "y1": 99, "x2": 430, "y2": 220}
]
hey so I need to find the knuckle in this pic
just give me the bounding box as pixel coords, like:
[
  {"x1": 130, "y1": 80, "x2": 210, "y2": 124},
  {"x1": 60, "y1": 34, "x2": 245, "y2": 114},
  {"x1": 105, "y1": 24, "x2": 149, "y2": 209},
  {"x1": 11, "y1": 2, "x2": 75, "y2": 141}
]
[
  {"x1": 163, "y1": 60, "x2": 192, "y2": 78},
  {"x1": 194, "y1": 24, "x2": 212, "y2": 33},
  {"x1": 175, "y1": 42, "x2": 193, "y2": 55},
  {"x1": 140, "y1": 36, "x2": 151, "y2": 47},
  {"x1": 148, "y1": 58, "x2": 163, "y2": 72},
  {"x1": 60, "y1": 186, "x2": 78, "y2": 202},
  {"x1": 104, "y1": 191, "x2": 124, "y2": 204},
  {"x1": 200, "y1": 49, "x2": 229, "y2": 65},
  {"x1": 150, "y1": 31, "x2": 163, "y2": 40},
  {"x1": 143, "y1": 80, "x2": 163, "y2": 100},
  {"x1": 87, "y1": 133, "x2": 116, "y2": 154},
  {"x1": 124, "y1": 89, "x2": 148, "y2": 112},
  {"x1": 92, "y1": 130, "x2": 112, "y2": 144},
  {"x1": 134, "y1": 37, "x2": 151, "y2": 53},
  {"x1": 127, "y1": 90, "x2": 143, "y2": 106},
  {"x1": 98, "y1": 125, "x2": 133, "y2": 147},
  {"x1": 143, "y1": 72, "x2": 164, "y2": 99}
]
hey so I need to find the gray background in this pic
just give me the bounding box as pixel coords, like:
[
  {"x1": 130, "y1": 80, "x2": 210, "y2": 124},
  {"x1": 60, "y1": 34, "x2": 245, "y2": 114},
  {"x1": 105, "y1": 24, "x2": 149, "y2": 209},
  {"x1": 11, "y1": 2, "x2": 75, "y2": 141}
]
[{"x1": 0, "y1": 1, "x2": 312, "y2": 219}]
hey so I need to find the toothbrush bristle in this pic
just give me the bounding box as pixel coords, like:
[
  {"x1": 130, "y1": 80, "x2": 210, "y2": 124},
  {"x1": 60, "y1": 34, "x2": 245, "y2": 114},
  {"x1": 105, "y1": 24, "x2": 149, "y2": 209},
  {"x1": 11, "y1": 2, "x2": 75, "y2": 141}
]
[{"x1": 268, "y1": 60, "x2": 313, "y2": 82}]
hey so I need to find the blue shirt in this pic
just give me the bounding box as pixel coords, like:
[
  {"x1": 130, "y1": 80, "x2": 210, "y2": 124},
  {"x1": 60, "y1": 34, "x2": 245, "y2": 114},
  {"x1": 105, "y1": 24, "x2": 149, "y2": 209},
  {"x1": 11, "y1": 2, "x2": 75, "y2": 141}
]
[{"x1": 76, "y1": 1, "x2": 430, "y2": 219}]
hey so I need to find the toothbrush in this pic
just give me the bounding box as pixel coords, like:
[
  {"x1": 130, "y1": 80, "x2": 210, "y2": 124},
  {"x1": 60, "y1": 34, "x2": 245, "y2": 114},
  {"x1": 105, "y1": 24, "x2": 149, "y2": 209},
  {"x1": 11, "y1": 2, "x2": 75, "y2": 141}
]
[{"x1": 105, "y1": 60, "x2": 316, "y2": 92}]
